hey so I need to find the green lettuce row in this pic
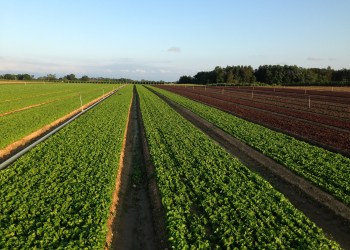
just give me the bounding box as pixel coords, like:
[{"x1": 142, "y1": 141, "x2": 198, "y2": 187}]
[
  {"x1": 0, "y1": 85, "x2": 132, "y2": 249},
  {"x1": 0, "y1": 83, "x2": 116, "y2": 114},
  {"x1": 0, "y1": 84, "x2": 119, "y2": 149},
  {"x1": 138, "y1": 85, "x2": 339, "y2": 249},
  {"x1": 152, "y1": 86, "x2": 350, "y2": 206}
]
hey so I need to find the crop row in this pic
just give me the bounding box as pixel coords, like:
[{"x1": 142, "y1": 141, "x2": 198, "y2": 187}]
[
  {"x1": 0, "y1": 83, "x2": 69, "y2": 102},
  {"x1": 219, "y1": 85, "x2": 350, "y2": 102},
  {"x1": 208, "y1": 86, "x2": 350, "y2": 116},
  {"x1": 138, "y1": 85, "x2": 339, "y2": 249},
  {"x1": 167, "y1": 86, "x2": 350, "y2": 130},
  {"x1": 157, "y1": 85, "x2": 350, "y2": 155},
  {"x1": 0, "y1": 85, "x2": 132, "y2": 249},
  {"x1": 153, "y1": 86, "x2": 350, "y2": 206},
  {"x1": 0, "y1": 83, "x2": 116, "y2": 114},
  {"x1": 206, "y1": 86, "x2": 350, "y2": 120},
  {"x1": 0, "y1": 84, "x2": 120, "y2": 149}
]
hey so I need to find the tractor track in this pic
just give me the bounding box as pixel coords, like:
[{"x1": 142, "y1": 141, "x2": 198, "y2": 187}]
[{"x1": 107, "y1": 86, "x2": 161, "y2": 250}]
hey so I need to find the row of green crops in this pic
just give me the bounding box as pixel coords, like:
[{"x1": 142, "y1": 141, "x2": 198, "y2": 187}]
[
  {"x1": 0, "y1": 85, "x2": 132, "y2": 249},
  {"x1": 0, "y1": 84, "x2": 119, "y2": 149},
  {"x1": 152, "y1": 86, "x2": 350, "y2": 206},
  {"x1": 137, "y1": 86, "x2": 339, "y2": 249},
  {"x1": 0, "y1": 83, "x2": 116, "y2": 114}
]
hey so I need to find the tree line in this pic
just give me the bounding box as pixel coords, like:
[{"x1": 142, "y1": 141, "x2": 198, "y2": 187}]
[
  {"x1": 179, "y1": 65, "x2": 350, "y2": 85},
  {"x1": 0, "y1": 73, "x2": 92, "y2": 82},
  {"x1": 0, "y1": 73, "x2": 167, "y2": 84}
]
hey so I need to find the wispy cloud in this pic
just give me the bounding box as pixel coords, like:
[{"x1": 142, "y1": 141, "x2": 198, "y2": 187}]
[
  {"x1": 0, "y1": 56, "x2": 181, "y2": 81},
  {"x1": 307, "y1": 57, "x2": 324, "y2": 61},
  {"x1": 134, "y1": 69, "x2": 146, "y2": 73},
  {"x1": 159, "y1": 69, "x2": 170, "y2": 73},
  {"x1": 307, "y1": 57, "x2": 337, "y2": 62},
  {"x1": 0, "y1": 56, "x2": 85, "y2": 74},
  {"x1": 167, "y1": 47, "x2": 181, "y2": 53}
]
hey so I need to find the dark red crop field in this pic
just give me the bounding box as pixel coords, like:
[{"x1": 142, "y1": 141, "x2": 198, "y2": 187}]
[{"x1": 157, "y1": 85, "x2": 350, "y2": 155}]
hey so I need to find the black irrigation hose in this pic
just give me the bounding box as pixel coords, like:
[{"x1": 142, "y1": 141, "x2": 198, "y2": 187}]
[{"x1": 0, "y1": 85, "x2": 125, "y2": 170}]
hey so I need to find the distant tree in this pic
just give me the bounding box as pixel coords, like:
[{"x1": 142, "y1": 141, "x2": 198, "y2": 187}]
[
  {"x1": 80, "y1": 75, "x2": 90, "y2": 81},
  {"x1": 194, "y1": 71, "x2": 216, "y2": 84},
  {"x1": 332, "y1": 69, "x2": 350, "y2": 82},
  {"x1": 214, "y1": 66, "x2": 225, "y2": 83},
  {"x1": 303, "y1": 69, "x2": 316, "y2": 84},
  {"x1": 178, "y1": 75, "x2": 194, "y2": 84},
  {"x1": 46, "y1": 74, "x2": 57, "y2": 81},
  {"x1": 181, "y1": 64, "x2": 349, "y2": 86},
  {"x1": 240, "y1": 66, "x2": 255, "y2": 83},
  {"x1": 3, "y1": 74, "x2": 16, "y2": 80},
  {"x1": 17, "y1": 74, "x2": 33, "y2": 80},
  {"x1": 64, "y1": 74, "x2": 77, "y2": 81},
  {"x1": 225, "y1": 67, "x2": 235, "y2": 83}
]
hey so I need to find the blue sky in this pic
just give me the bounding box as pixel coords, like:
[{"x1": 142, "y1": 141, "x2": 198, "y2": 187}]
[{"x1": 1, "y1": 0, "x2": 349, "y2": 81}]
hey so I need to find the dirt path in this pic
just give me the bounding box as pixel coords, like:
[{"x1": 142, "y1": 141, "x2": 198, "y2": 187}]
[
  {"x1": 150, "y1": 87, "x2": 350, "y2": 249},
  {"x1": 108, "y1": 87, "x2": 158, "y2": 250}
]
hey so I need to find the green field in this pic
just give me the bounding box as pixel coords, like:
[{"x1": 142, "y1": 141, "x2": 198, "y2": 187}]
[
  {"x1": 0, "y1": 83, "x2": 119, "y2": 149},
  {"x1": 138, "y1": 85, "x2": 339, "y2": 249},
  {"x1": 152, "y1": 86, "x2": 350, "y2": 206},
  {"x1": 0, "y1": 84, "x2": 346, "y2": 249},
  {"x1": 0, "y1": 85, "x2": 132, "y2": 249}
]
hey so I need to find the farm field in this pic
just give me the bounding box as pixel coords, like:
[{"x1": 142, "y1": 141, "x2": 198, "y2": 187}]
[
  {"x1": 2, "y1": 0, "x2": 350, "y2": 248},
  {"x1": 0, "y1": 83, "x2": 119, "y2": 154},
  {"x1": 137, "y1": 85, "x2": 339, "y2": 248},
  {"x1": 281, "y1": 86, "x2": 350, "y2": 92},
  {"x1": 156, "y1": 85, "x2": 350, "y2": 155},
  {"x1": 0, "y1": 83, "x2": 115, "y2": 114},
  {"x1": 0, "y1": 85, "x2": 132, "y2": 249},
  {"x1": 0, "y1": 83, "x2": 349, "y2": 249},
  {"x1": 153, "y1": 86, "x2": 350, "y2": 206}
]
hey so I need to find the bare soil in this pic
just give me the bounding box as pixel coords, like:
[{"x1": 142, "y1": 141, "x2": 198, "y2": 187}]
[
  {"x1": 151, "y1": 87, "x2": 350, "y2": 249},
  {"x1": 105, "y1": 93, "x2": 133, "y2": 248},
  {"x1": 107, "y1": 86, "x2": 167, "y2": 250}
]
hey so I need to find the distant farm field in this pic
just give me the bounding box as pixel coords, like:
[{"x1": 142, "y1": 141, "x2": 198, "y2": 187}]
[
  {"x1": 285, "y1": 86, "x2": 350, "y2": 92},
  {"x1": 0, "y1": 83, "x2": 119, "y2": 152},
  {"x1": 158, "y1": 85, "x2": 350, "y2": 154}
]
